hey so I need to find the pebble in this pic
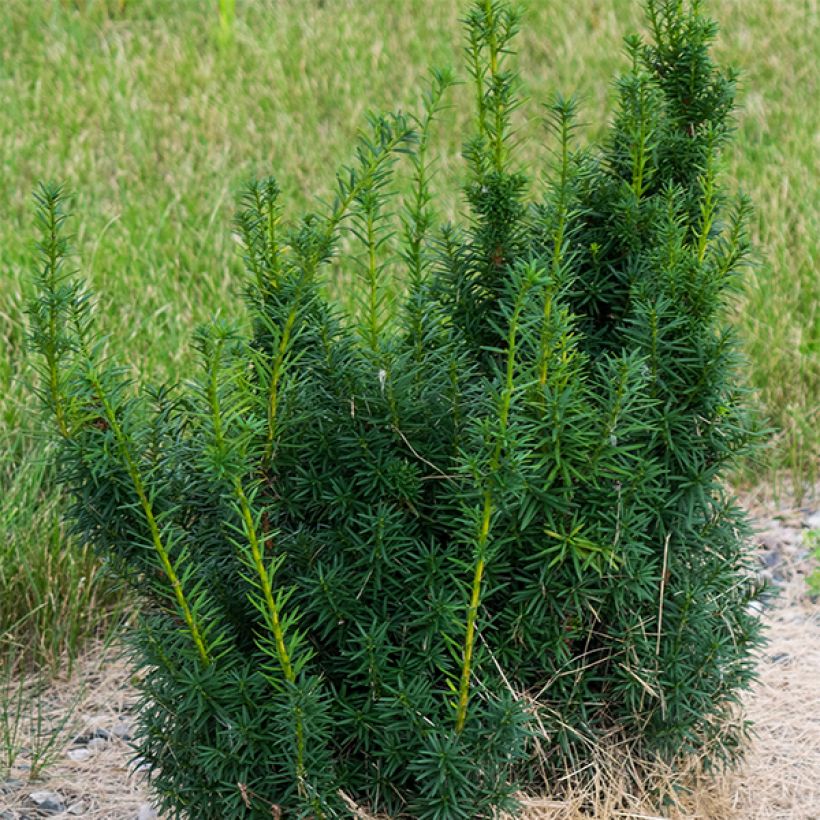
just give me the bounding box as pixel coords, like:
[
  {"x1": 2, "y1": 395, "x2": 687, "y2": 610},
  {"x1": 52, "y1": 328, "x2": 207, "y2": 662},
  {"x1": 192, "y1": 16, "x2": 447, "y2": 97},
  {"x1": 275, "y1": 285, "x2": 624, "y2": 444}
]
[
  {"x1": 73, "y1": 727, "x2": 111, "y2": 745},
  {"x1": 769, "y1": 652, "x2": 792, "y2": 664},
  {"x1": 1, "y1": 779, "x2": 24, "y2": 793},
  {"x1": 113, "y1": 718, "x2": 133, "y2": 741},
  {"x1": 87, "y1": 737, "x2": 108, "y2": 752},
  {"x1": 28, "y1": 790, "x2": 65, "y2": 814},
  {"x1": 759, "y1": 550, "x2": 780, "y2": 568},
  {"x1": 137, "y1": 804, "x2": 158, "y2": 820},
  {"x1": 67, "y1": 747, "x2": 92, "y2": 762},
  {"x1": 751, "y1": 504, "x2": 820, "y2": 601}
]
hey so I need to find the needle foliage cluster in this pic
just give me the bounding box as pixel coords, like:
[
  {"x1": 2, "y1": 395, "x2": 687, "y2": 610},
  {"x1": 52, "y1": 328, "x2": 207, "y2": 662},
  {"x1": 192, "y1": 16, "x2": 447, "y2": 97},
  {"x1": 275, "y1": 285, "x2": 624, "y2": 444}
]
[{"x1": 28, "y1": 1, "x2": 763, "y2": 816}]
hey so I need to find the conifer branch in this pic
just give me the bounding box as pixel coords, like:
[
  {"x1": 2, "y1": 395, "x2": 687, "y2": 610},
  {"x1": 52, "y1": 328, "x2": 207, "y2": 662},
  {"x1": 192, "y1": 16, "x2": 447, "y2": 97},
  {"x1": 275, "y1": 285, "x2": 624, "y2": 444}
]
[
  {"x1": 456, "y1": 263, "x2": 537, "y2": 733},
  {"x1": 29, "y1": 185, "x2": 212, "y2": 667},
  {"x1": 402, "y1": 69, "x2": 454, "y2": 288},
  {"x1": 76, "y1": 336, "x2": 212, "y2": 668},
  {"x1": 261, "y1": 285, "x2": 304, "y2": 471},
  {"x1": 538, "y1": 96, "x2": 576, "y2": 388},
  {"x1": 197, "y1": 325, "x2": 318, "y2": 810},
  {"x1": 28, "y1": 184, "x2": 74, "y2": 438}
]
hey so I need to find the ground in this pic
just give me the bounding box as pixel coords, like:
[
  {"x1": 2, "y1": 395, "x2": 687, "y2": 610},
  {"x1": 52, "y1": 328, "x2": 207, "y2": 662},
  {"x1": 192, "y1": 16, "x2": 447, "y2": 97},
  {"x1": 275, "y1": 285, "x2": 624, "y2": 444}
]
[{"x1": 2, "y1": 491, "x2": 818, "y2": 820}]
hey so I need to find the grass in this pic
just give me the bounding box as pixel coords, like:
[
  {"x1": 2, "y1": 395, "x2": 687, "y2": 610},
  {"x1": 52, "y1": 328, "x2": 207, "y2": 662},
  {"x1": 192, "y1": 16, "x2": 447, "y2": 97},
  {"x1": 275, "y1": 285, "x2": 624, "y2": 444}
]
[
  {"x1": 0, "y1": 0, "x2": 817, "y2": 670},
  {"x1": 1, "y1": 646, "x2": 84, "y2": 781},
  {"x1": 0, "y1": 453, "x2": 119, "y2": 672}
]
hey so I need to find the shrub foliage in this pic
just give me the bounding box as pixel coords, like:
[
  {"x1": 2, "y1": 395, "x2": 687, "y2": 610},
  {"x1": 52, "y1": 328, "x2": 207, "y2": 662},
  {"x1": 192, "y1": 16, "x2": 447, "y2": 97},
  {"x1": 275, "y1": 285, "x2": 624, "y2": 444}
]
[{"x1": 29, "y1": 1, "x2": 762, "y2": 816}]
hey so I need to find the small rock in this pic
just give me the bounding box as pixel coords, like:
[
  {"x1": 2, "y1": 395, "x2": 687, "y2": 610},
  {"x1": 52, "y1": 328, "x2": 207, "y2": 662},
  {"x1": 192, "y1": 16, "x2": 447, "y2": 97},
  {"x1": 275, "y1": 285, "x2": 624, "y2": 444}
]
[
  {"x1": 28, "y1": 791, "x2": 65, "y2": 814},
  {"x1": 67, "y1": 747, "x2": 92, "y2": 762},
  {"x1": 137, "y1": 804, "x2": 158, "y2": 820},
  {"x1": 87, "y1": 737, "x2": 108, "y2": 751},
  {"x1": 112, "y1": 718, "x2": 132, "y2": 741},
  {"x1": 1, "y1": 778, "x2": 24, "y2": 793},
  {"x1": 804, "y1": 511, "x2": 820, "y2": 530},
  {"x1": 759, "y1": 550, "x2": 780, "y2": 568},
  {"x1": 769, "y1": 652, "x2": 791, "y2": 664},
  {"x1": 72, "y1": 726, "x2": 111, "y2": 746},
  {"x1": 66, "y1": 802, "x2": 86, "y2": 816}
]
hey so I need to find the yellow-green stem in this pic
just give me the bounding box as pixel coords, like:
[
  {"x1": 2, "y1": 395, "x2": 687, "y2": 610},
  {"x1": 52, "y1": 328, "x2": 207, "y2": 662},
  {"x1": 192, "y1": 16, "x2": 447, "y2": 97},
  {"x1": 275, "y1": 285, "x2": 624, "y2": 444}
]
[
  {"x1": 454, "y1": 499, "x2": 491, "y2": 733},
  {"x1": 455, "y1": 285, "x2": 525, "y2": 732},
  {"x1": 233, "y1": 478, "x2": 294, "y2": 682},
  {"x1": 538, "y1": 293, "x2": 554, "y2": 388},
  {"x1": 365, "y1": 210, "x2": 380, "y2": 353},
  {"x1": 86, "y1": 368, "x2": 210, "y2": 666},
  {"x1": 483, "y1": 0, "x2": 504, "y2": 172},
  {"x1": 48, "y1": 347, "x2": 69, "y2": 439},
  {"x1": 206, "y1": 339, "x2": 312, "y2": 807},
  {"x1": 697, "y1": 179, "x2": 715, "y2": 264},
  {"x1": 234, "y1": 478, "x2": 313, "y2": 807}
]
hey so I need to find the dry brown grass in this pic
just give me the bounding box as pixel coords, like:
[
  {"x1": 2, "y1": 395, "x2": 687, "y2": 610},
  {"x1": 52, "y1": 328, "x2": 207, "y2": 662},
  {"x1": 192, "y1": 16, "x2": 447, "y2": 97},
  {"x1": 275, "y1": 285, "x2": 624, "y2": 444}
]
[
  {"x1": 516, "y1": 600, "x2": 819, "y2": 819},
  {"x1": 0, "y1": 650, "x2": 144, "y2": 818}
]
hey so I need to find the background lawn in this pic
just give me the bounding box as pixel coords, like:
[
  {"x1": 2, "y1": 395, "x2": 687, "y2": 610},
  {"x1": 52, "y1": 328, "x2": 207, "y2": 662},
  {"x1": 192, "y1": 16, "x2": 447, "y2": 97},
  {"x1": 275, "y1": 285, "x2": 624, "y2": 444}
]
[{"x1": 0, "y1": 0, "x2": 817, "y2": 668}]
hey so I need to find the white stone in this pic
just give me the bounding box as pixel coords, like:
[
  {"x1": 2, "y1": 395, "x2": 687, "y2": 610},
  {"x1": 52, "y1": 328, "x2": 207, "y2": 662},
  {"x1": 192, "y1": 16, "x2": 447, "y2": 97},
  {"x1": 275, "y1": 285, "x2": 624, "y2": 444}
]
[{"x1": 67, "y1": 747, "x2": 92, "y2": 762}]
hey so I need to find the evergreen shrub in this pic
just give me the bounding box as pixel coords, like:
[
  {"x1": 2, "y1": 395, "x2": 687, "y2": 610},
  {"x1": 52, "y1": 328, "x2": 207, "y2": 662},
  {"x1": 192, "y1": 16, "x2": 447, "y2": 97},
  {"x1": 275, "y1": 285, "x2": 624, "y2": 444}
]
[{"x1": 28, "y1": 1, "x2": 763, "y2": 816}]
